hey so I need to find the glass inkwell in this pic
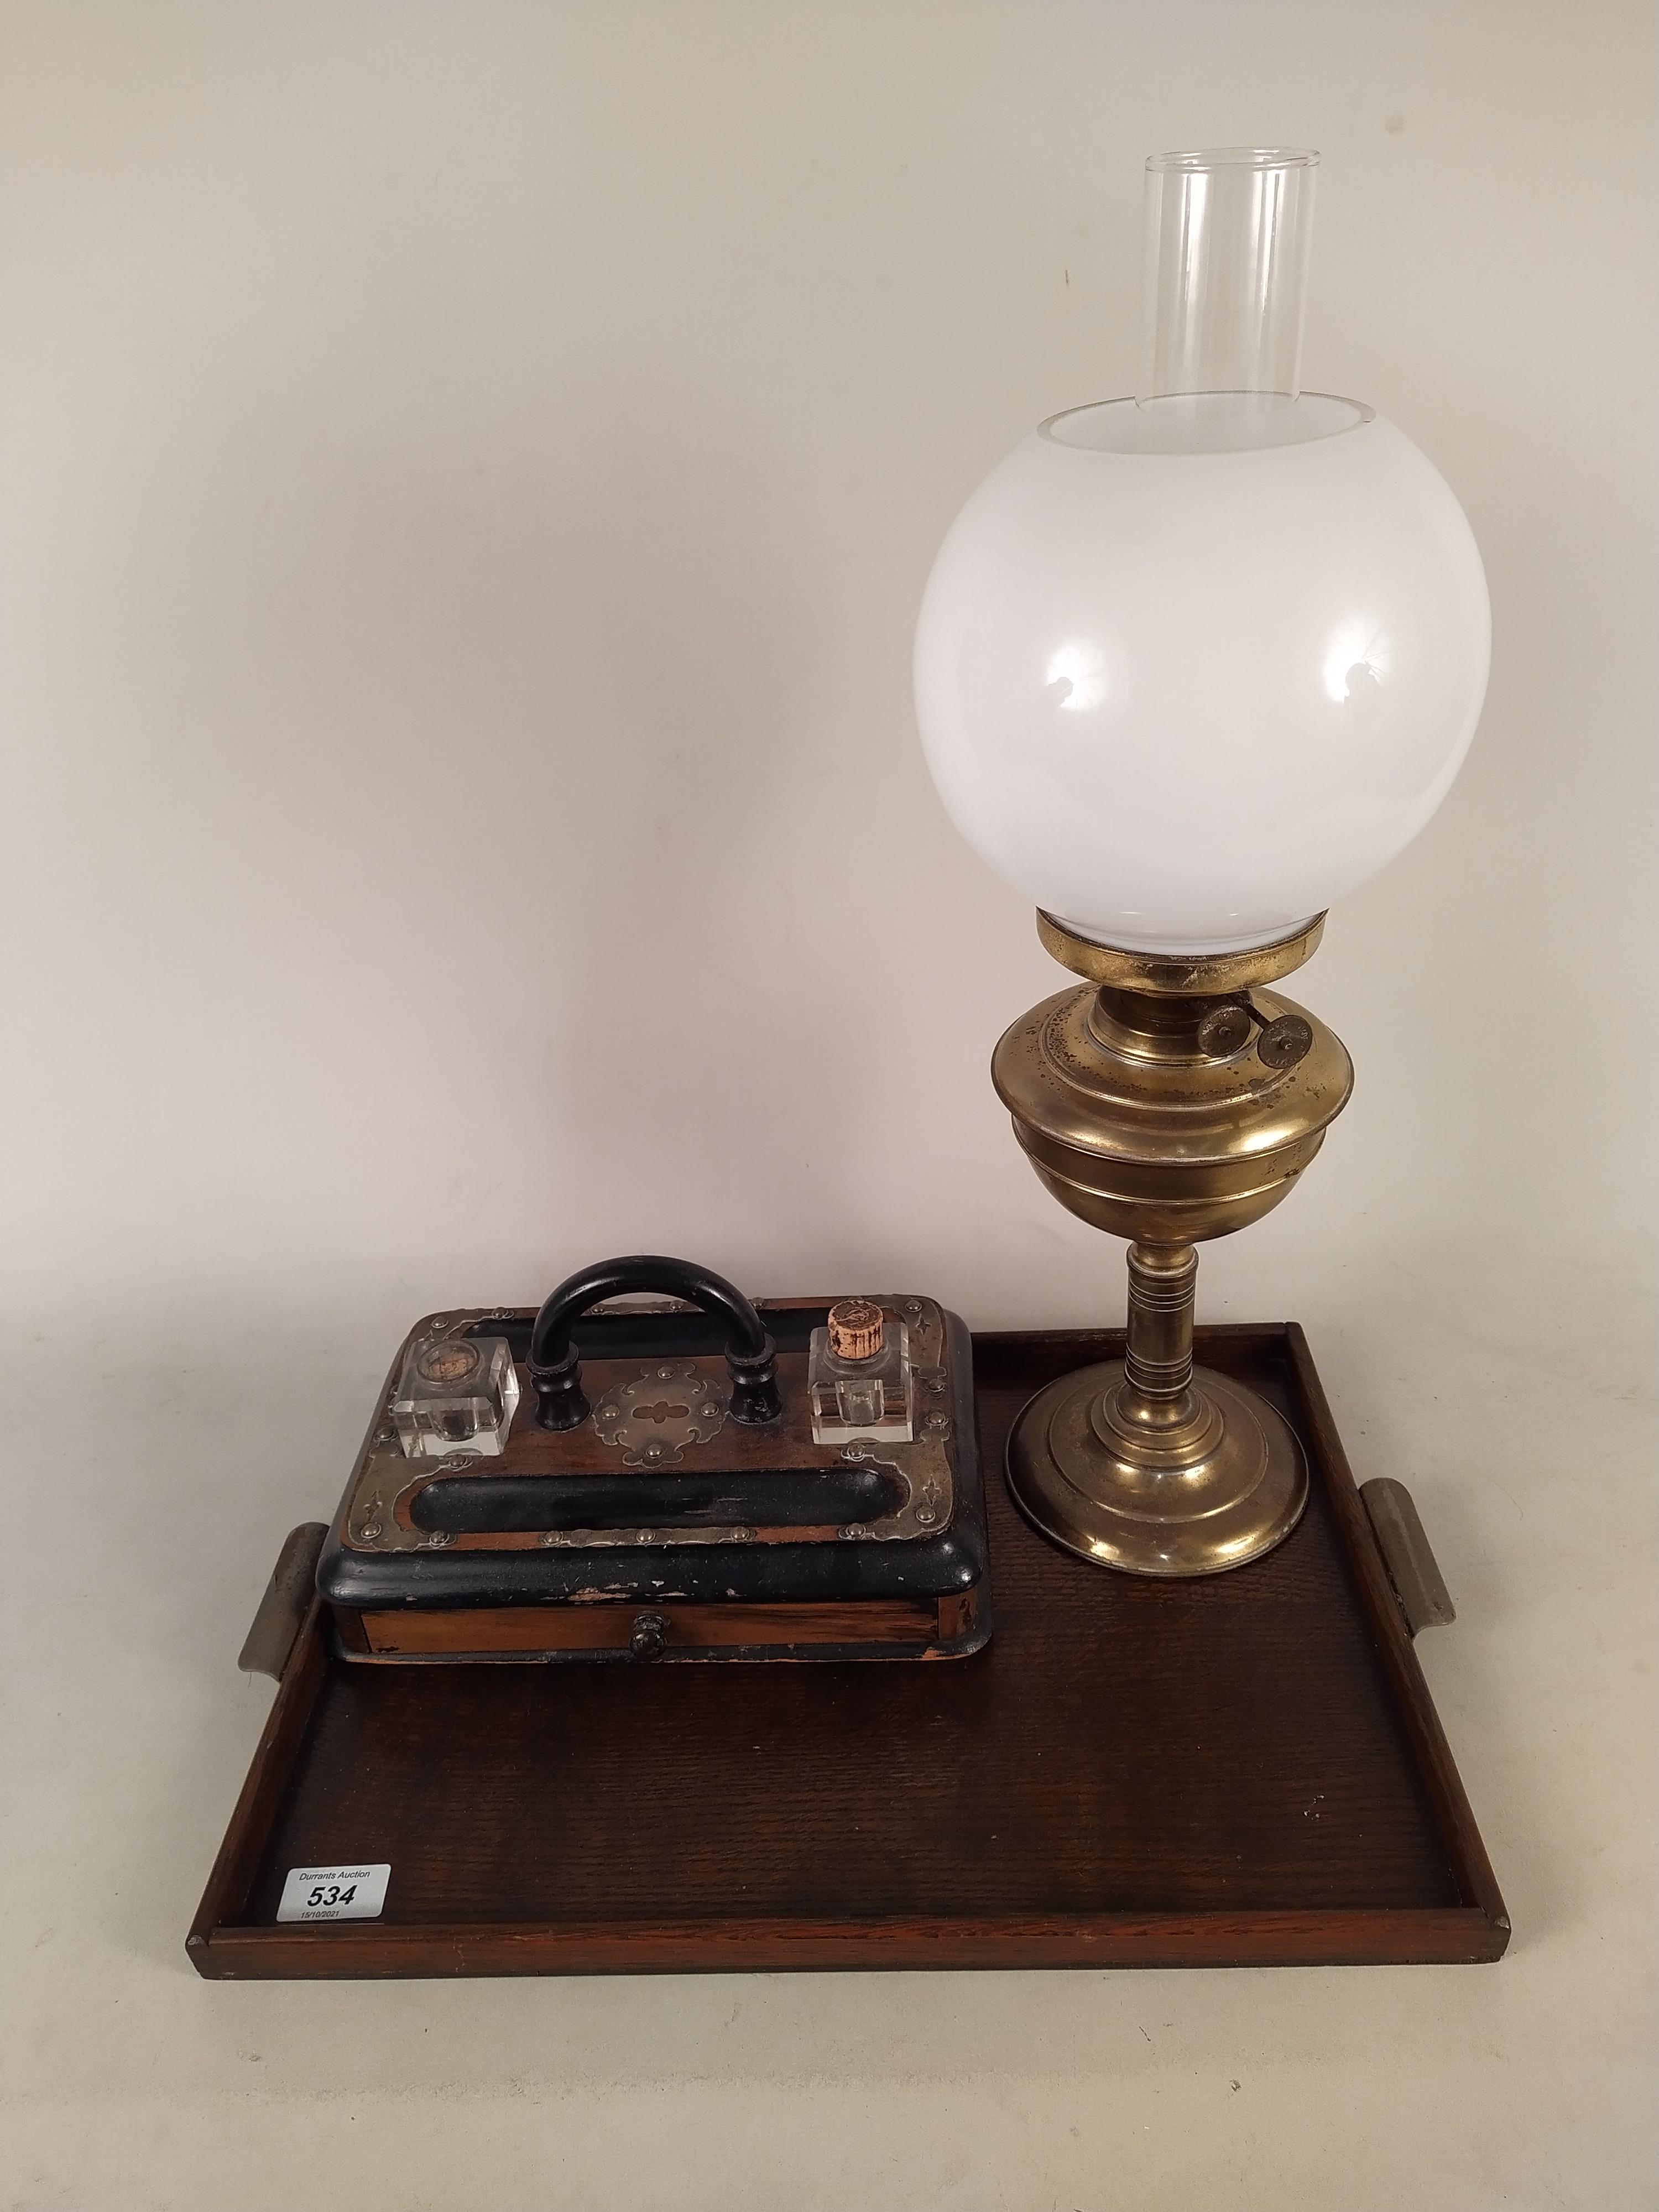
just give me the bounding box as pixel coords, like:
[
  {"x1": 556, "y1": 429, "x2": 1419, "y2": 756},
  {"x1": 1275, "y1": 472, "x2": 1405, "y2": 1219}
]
[
  {"x1": 390, "y1": 1334, "x2": 520, "y2": 1458},
  {"x1": 808, "y1": 1298, "x2": 915, "y2": 1445}
]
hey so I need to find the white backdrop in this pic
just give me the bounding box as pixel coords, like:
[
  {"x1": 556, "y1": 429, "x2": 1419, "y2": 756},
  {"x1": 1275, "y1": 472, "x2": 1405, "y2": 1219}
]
[{"x1": 2, "y1": 6, "x2": 1653, "y2": 2209}]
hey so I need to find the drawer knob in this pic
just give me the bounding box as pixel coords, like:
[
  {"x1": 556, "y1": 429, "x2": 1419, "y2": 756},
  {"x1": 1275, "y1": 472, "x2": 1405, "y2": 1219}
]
[{"x1": 629, "y1": 1610, "x2": 668, "y2": 1661}]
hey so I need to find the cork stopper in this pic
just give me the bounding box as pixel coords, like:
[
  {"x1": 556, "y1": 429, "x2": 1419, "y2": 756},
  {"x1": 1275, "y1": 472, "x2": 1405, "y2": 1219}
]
[{"x1": 827, "y1": 1298, "x2": 884, "y2": 1362}]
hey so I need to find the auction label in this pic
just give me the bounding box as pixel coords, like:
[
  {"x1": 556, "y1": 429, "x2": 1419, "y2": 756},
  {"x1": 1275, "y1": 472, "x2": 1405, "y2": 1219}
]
[{"x1": 276, "y1": 1863, "x2": 391, "y2": 1923}]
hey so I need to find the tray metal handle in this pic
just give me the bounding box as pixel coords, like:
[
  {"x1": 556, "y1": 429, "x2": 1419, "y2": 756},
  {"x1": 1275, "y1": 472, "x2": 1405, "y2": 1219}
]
[
  {"x1": 1360, "y1": 1478, "x2": 1455, "y2": 1636},
  {"x1": 238, "y1": 1522, "x2": 328, "y2": 1679}
]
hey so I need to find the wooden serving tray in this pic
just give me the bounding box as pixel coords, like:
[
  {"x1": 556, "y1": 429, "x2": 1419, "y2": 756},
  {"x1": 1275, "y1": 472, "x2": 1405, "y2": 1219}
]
[{"x1": 190, "y1": 1323, "x2": 1507, "y2": 1977}]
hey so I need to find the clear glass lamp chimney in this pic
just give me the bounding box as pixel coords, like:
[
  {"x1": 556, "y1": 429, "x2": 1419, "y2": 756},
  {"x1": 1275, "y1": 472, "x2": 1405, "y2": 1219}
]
[
  {"x1": 1137, "y1": 146, "x2": 1317, "y2": 405},
  {"x1": 913, "y1": 148, "x2": 1490, "y2": 957}
]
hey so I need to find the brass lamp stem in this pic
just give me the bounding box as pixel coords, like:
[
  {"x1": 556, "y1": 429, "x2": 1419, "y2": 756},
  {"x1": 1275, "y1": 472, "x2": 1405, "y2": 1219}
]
[{"x1": 1119, "y1": 1241, "x2": 1200, "y2": 1431}]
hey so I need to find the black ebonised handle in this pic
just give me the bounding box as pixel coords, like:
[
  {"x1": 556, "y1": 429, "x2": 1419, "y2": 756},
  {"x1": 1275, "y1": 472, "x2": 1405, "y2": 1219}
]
[{"x1": 527, "y1": 1255, "x2": 782, "y2": 1431}]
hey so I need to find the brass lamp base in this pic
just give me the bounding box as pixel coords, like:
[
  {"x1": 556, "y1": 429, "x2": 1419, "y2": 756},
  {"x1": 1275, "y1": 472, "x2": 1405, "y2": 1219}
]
[
  {"x1": 1006, "y1": 1365, "x2": 1306, "y2": 1575},
  {"x1": 1006, "y1": 1239, "x2": 1307, "y2": 1574},
  {"x1": 994, "y1": 915, "x2": 1353, "y2": 1578}
]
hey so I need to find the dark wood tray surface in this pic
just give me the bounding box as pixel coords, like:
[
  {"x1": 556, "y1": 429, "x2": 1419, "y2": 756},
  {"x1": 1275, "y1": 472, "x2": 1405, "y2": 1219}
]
[{"x1": 190, "y1": 1323, "x2": 1507, "y2": 1976}]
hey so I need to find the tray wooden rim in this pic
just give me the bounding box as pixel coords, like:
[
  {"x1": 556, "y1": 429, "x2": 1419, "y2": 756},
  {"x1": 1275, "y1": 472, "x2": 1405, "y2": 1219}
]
[{"x1": 189, "y1": 1322, "x2": 1509, "y2": 1978}]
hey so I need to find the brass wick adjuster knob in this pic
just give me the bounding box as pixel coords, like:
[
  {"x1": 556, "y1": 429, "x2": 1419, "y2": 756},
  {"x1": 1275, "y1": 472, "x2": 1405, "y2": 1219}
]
[
  {"x1": 827, "y1": 1298, "x2": 884, "y2": 1361},
  {"x1": 1196, "y1": 996, "x2": 1314, "y2": 1070}
]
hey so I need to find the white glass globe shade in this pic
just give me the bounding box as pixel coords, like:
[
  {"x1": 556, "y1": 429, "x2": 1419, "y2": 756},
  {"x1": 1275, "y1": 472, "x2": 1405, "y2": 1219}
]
[{"x1": 914, "y1": 394, "x2": 1490, "y2": 954}]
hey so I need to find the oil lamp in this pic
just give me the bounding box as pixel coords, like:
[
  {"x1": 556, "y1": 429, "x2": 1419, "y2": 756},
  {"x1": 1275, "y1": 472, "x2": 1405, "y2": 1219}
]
[{"x1": 914, "y1": 148, "x2": 1489, "y2": 1573}]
